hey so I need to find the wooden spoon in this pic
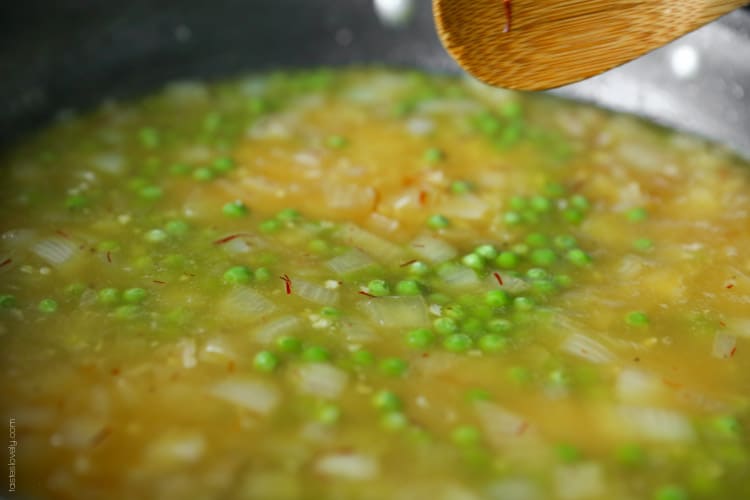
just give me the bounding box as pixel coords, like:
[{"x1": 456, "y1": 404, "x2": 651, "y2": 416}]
[{"x1": 433, "y1": 0, "x2": 748, "y2": 91}]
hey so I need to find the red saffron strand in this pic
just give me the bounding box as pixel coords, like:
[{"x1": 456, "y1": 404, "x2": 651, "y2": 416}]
[
  {"x1": 55, "y1": 229, "x2": 71, "y2": 239},
  {"x1": 106, "y1": 251, "x2": 112, "y2": 263},
  {"x1": 726, "y1": 283, "x2": 735, "y2": 289},
  {"x1": 493, "y1": 272, "x2": 504, "y2": 286},
  {"x1": 0, "y1": 258, "x2": 11, "y2": 268},
  {"x1": 358, "y1": 290, "x2": 376, "y2": 298},
  {"x1": 399, "y1": 259, "x2": 418, "y2": 267},
  {"x1": 213, "y1": 233, "x2": 250, "y2": 245},
  {"x1": 280, "y1": 274, "x2": 292, "y2": 295},
  {"x1": 418, "y1": 190, "x2": 428, "y2": 206},
  {"x1": 502, "y1": 0, "x2": 513, "y2": 33},
  {"x1": 730, "y1": 346, "x2": 737, "y2": 358},
  {"x1": 152, "y1": 280, "x2": 166, "y2": 285}
]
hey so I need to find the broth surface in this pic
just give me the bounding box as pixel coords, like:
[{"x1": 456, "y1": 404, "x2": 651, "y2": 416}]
[{"x1": 1, "y1": 69, "x2": 749, "y2": 500}]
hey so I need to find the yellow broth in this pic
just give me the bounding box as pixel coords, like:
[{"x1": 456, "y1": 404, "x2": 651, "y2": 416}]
[{"x1": 1, "y1": 69, "x2": 749, "y2": 500}]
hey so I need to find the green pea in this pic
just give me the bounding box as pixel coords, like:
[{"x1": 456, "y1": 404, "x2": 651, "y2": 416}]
[
  {"x1": 259, "y1": 219, "x2": 281, "y2": 233},
  {"x1": 254, "y1": 267, "x2": 271, "y2": 282},
  {"x1": 145, "y1": 229, "x2": 168, "y2": 243},
  {"x1": 0, "y1": 294, "x2": 16, "y2": 308},
  {"x1": 452, "y1": 426, "x2": 482, "y2": 447},
  {"x1": 212, "y1": 157, "x2": 235, "y2": 172},
  {"x1": 495, "y1": 251, "x2": 519, "y2": 269},
  {"x1": 248, "y1": 97, "x2": 269, "y2": 114},
  {"x1": 423, "y1": 147, "x2": 445, "y2": 163},
  {"x1": 139, "y1": 185, "x2": 163, "y2": 200},
  {"x1": 531, "y1": 248, "x2": 556, "y2": 266},
  {"x1": 653, "y1": 485, "x2": 688, "y2": 500},
  {"x1": 394, "y1": 280, "x2": 420, "y2": 296},
  {"x1": 253, "y1": 351, "x2": 279, "y2": 372},
  {"x1": 526, "y1": 268, "x2": 548, "y2": 280},
  {"x1": 65, "y1": 194, "x2": 89, "y2": 209},
  {"x1": 114, "y1": 304, "x2": 140, "y2": 319},
  {"x1": 555, "y1": 443, "x2": 581, "y2": 463},
  {"x1": 501, "y1": 100, "x2": 523, "y2": 119},
  {"x1": 443, "y1": 334, "x2": 473, "y2": 352},
  {"x1": 509, "y1": 366, "x2": 531, "y2": 383},
  {"x1": 365, "y1": 279, "x2": 388, "y2": 297},
  {"x1": 326, "y1": 135, "x2": 348, "y2": 149},
  {"x1": 544, "y1": 182, "x2": 566, "y2": 197},
  {"x1": 554, "y1": 235, "x2": 578, "y2": 249},
  {"x1": 138, "y1": 127, "x2": 160, "y2": 148},
  {"x1": 98, "y1": 288, "x2": 120, "y2": 305},
  {"x1": 434, "y1": 317, "x2": 459, "y2": 334},
  {"x1": 465, "y1": 388, "x2": 491, "y2": 402},
  {"x1": 503, "y1": 211, "x2": 522, "y2": 225},
  {"x1": 479, "y1": 334, "x2": 507, "y2": 353},
  {"x1": 317, "y1": 403, "x2": 340, "y2": 425},
  {"x1": 351, "y1": 349, "x2": 374, "y2": 366},
  {"x1": 474, "y1": 244, "x2": 497, "y2": 260},
  {"x1": 223, "y1": 266, "x2": 253, "y2": 285},
  {"x1": 512, "y1": 243, "x2": 529, "y2": 256},
  {"x1": 276, "y1": 208, "x2": 301, "y2": 222},
  {"x1": 429, "y1": 293, "x2": 451, "y2": 305},
  {"x1": 626, "y1": 311, "x2": 649, "y2": 326},
  {"x1": 616, "y1": 443, "x2": 645, "y2": 466},
  {"x1": 509, "y1": 196, "x2": 527, "y2": 211},
  {"x1": 381, "y1": 411, "x2": 409, "y2": 431},
  {"x1": 712, "y1": 416, "x2": 741, "y2": 437},
  {"x1": 380, "y1": 357, "x2": 408, "y2": 376},
  {"x1": 513, "y1": 296, "x2": 535, "y2": 311},
  {"x1": 96, "y1": 240, "x2": 120, "y2": 252},
  {"x1": 555, "y1": 274, "x2": 573, "y2": 287},
  {"x1": 123, "y1": 288, "x2": 147, "y2": 304},
  {"x1": 533, "y1": 279, "x2": 557, "y2": 294},
  {"x1": 562, "y1": 208, "x2": 584, "y2": 224},
  {"x1": 308, "y1": 239, "x2": 329, "y2": 253},
  {"x1": 165, "y1": 220, "x2": 189, "y2": 236},
  {"x1": 372, "y1": 390, "x2": 402, "y2": 411},
  {"x1": 486, "y1": 318, "x2": 512, "y2": 334},
  {"x1": 427, "y1": 214, "x2": 450, "y2": 229},
  {"x1": 406, "y1": 328, "x2": 434, "y2": 348},
  {"x1": 192, "y1": 167, "x2": 215, "y2": 181},
  {"x1": 276, "y1": 336, "x2": 302, "y2": 353},
  {"x1": 408, "y1": 261, "x2": 430, "y2": 276},
  {"x1": 530, "y1": 195, "x2": 552, "y2": 213},
  {"x1": 485, "y1": 290, "x2": 511, "y2": 307},
  {"x1": 450, "y1": 180, "x2": 473, "y2": 194},
  {"x1": 462, "y1": 317, "x2": 483, "y2": 335},
  {"x1": 320, "y1": 306, "x2": 340, "y2": 318},
  {"x1": 222, "y1": 200, "x2": 249, "y2": 217},
  {"x1": 526, "y1": 233, "x2": 549, "y2": 247},
  {"x1": 461, "y1": 253, "x2": 484, "y2": 270},
  {"x1": 627, "y1": 207, "x2": 649, "y2": 222},
  {"x1": 633, "y1": 238, "x2": 654, "y2": 251},
  {"x1": 38, "y1": 298, "x2": 58, "y2": 314},
  {"x1": 65, "y1": 283, "x2": 87, "y2": 297},
  {"x1": 566, "y1": 248, "x2": 592, "y2": 266},
  {"x1": 569, "y1": 195, "x2": 590, "y2": 211},
  {"x1": 302, "y1": 346, "x2": 330, "y2": 362},
  {"x1": 476, "y1": 112, "x2": 502, "y2": 135}
]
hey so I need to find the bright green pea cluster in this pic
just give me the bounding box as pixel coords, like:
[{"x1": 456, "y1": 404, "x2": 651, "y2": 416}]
[{"x1": 222, "y1": 200, "x2": 249, "y2": 217}]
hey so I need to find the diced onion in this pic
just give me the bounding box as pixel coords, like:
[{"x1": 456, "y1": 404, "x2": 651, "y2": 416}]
[
  {"x1": 358, "y1": 296, "x2": 429, "y2": 329},
  {"x1": 220, "y1": 288, "x2": 276, "y2": 321},
  {"x1": 253, "y1": 315, "x2": 303, "y2": 344},
  {"x1": 475, "y1": 401, "x2": 531, "y2": 447},
  {"x1": 295, "y1": 363, "x2": 348, "y2": 399},
  {"x1": 326, "y1": 249, "x2": 376, "y2": 276},
  {"x1": 54, "y1": 417, "x2": 108, "y2": 449},
  {"x1": 315, "y1": 453, "x2": 379, "y2": 480},
  {"x1": 554, "y1": 463, "x2": 605, "y2": 500},
  {"x1": 616, "y1": 369, "x2": 665, "y2": 403},
  {"x1": 342, "y1": 318, "x2": 378, "y2": 343},
  {"x1": 145, "y1": 431, "x2": 206, "y2": 466},
  {"x1": 31, "y1": 236, "x2": 79, "y2": 266},
  {"x1": 90, "y1": 153, "x2": 125, "y2": 174},
  {"x1": 411, "y1": 234, "x2": 457, "y2": 263},
  {"x1": 486, "y1": 478, "x2": 542, "y2": 500},
  {"x1": 560, "y1": 333, "x2": 616, "y2": 364},
  {"x1": 211, "y1": 378, "x2": 280, "y2": 415},
  {"x1": 615, "y1": 406, "x2": 695, "y2": 442},
  {"x1": 712, "y1": 332, "x2": 737, "y2": 359},
  {"x1": 323, "y1": 184, "x2": 376, "y2": 216},
  {"x1": 294, "y1": 279, "x2": 339, "y2": 305},
  {"x1": 437, "y1": 264, "x2": 481, "y2": 291},
  {"x1": 336, "y1": 224, "x2": 404, "y2": 263},
  {"x1": 437, "y1": 194, "x2": 489, "y2": 220}
]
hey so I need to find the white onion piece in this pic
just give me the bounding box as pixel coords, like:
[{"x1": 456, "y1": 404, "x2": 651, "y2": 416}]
[
  {"x1": 211, "y1": 378, "x2": 280, "y2": 415},
  {"x1": 712, "y1": 332, "x2": 737, "y2": 359},
  {"x1": 53, "y1": 417, "x2": 108, "y2": 449},
  {"x1": 253, "y1": 315, "x2": 303, "y2": 344},
  {"x1": 90, "y1": 153, "x2": 125, "y2": 174},
  {"x1": 616, "y1": 406, "x2": 695, "y2": 442},
  {"x1": 406, "y1": 117, "x2": 435, "y2": 136},
  {"x1": 554, "y1": 463, "x2": 605, "y2": 500},
  {"x1": 411, "y1": 234, "x2": 457, "y2": 263},
  {"x1": 145, "y1": 431, "x2": 206, "y2": 467},
  {"x1": 220, "y1": 288, "x2": 276, "y2": 321},
  {"x1": 438, "y1": 195, "x2": 489, "y2": 220},
  {"x1": 199, "y1": 337, "x2": 237, "y2": 363},
  {"x1": 486, "y1": 478, "x2": 542, "y2": 500},
  {"x1": 315, "y1": 453, "x2": 379, "y2": 480},
  {"x1": 341, "y1": 318, "x2": 378, "y2": 343},
  {"x1": 326, "y1": 249, "x2": 376, "y2": 276},
  {"x1": 437, "y1": 264, "x2": 481, "y2": 291},
  {"x1": 294, "y1": 279, "x2": 339, "y2": 305},
  {"x1": 560, "y1": 333, "x2": 615, "y2": 364},
  {"x1": 323, "y1": 184, "x2": 375, "y2": 214},
  {"x1": 358, "y1": 296, "x2": 428, "y2": 329},
  {"x1": 337, "y1": 224, "x2": 404, "y2": 263},
  {"x1": 475, "y1": 401, "x2": 531, "y2": 447},
  {"x1": 296, "y1": 363, "x2": 348, "y2": 399},
  {"x1": 725, "y1": 318, "x2": 750, "y2": 339},
  {"x1": 31, "y1": 237, "x2": 79, "y2": 266},
  {"x1": 616, "y1": 369, "x2": 664, "y2": 403}
]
